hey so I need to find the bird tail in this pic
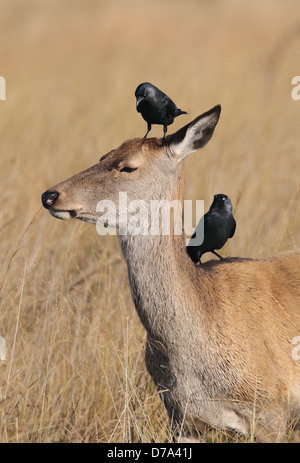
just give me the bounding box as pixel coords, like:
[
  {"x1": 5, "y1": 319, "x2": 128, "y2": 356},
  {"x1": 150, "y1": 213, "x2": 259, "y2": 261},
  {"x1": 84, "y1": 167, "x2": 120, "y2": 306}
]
[{"x1": 186, "y1": 245, "x2": 199, "y2": 263}]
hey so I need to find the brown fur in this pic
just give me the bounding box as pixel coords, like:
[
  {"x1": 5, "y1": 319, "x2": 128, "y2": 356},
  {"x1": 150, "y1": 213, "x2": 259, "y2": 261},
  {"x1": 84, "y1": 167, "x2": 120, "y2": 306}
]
[{"x1": 42, "y1": 106, "x2": 300, "y2": 442}]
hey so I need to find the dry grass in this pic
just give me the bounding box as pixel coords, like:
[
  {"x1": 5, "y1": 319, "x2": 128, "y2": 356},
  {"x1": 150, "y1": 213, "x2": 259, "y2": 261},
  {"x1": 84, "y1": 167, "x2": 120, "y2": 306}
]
[{"x1": 0, "y1": 0, "x2": 299, "y2": 443}]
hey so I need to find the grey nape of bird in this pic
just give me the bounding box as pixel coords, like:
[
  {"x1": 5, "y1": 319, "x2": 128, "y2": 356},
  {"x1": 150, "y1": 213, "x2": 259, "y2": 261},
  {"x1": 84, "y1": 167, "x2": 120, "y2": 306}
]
[
  {"x1": 135, "y1": 82, "x2": 187, "y2": 140},
  {"x1": 186, "y1": 194, "x2": 236, "y2": 264}
]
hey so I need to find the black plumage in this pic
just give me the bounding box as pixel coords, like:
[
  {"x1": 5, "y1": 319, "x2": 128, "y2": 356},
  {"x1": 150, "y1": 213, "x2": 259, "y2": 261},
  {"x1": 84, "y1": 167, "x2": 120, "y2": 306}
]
[
  {"x1": 135, "y1": 82, "x2": 187, "y2": 140},
  {"x1": 186, "y1": 194, "x2": 236, "y2": 263}
]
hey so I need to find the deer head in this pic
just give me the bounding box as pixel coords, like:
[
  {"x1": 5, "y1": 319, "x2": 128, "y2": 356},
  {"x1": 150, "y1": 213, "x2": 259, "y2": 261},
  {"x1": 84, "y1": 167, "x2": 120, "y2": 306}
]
[{"x1": 41, "y1": 105, "x2": 221, "y2": 232}]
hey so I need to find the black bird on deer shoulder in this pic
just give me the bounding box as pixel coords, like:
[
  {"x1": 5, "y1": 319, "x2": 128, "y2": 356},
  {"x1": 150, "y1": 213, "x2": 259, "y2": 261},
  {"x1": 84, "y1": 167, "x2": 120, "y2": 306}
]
[
  {"x1": 186, "y1": 194, "x2": 236, "y2": 264},
  {"x1": 135, "y1": 82, "x2": 187, "y2": 140}
]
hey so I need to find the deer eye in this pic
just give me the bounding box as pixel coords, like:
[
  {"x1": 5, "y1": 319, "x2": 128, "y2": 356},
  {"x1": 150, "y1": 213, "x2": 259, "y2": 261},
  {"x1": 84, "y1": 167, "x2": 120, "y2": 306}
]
[{"x1": 119, "y1": 166, "x2": 138, "y2": 173}]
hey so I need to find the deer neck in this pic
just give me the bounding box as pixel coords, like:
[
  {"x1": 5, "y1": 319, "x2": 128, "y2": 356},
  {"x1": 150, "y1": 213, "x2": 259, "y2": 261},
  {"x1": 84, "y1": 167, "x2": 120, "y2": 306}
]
[
  {"x1": 119, "y1": 233, "x2": 189, "y2": 334},
  {"x1": 118, "y1": 175, "x2": 203, "y2": 341}
]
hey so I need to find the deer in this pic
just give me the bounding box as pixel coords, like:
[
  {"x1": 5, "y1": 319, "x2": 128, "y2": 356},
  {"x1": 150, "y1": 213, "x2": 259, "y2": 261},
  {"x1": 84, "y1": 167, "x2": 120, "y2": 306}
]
[{"x1": 41, "y1": 105, "x2": 300, "y2": 443}]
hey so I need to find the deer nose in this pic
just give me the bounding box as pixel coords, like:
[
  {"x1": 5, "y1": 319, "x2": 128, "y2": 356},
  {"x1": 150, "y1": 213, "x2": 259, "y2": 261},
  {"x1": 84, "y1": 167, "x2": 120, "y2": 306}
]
[{"x1": 41, "y1": 190, "x2": 59, "y2": 209}]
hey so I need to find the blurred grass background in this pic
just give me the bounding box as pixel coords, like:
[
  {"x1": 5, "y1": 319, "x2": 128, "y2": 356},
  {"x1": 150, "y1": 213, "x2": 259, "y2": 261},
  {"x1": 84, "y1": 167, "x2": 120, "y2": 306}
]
[{"x1": 0, "y1": 0, "x2": 299, "y2": 442}]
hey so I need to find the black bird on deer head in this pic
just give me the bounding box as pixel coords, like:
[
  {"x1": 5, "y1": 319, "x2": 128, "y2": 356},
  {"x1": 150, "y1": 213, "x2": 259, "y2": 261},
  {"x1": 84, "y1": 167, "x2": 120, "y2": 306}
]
[{"x1": 135, "y1": 82, "x2": 187, "y2": 140}]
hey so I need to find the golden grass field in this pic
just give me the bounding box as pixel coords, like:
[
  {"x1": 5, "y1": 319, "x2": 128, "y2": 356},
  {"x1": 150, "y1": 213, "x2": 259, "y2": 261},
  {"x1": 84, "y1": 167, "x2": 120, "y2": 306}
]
[{"x1": 0, "y1": 0, "x2": 299, "y2": 443}]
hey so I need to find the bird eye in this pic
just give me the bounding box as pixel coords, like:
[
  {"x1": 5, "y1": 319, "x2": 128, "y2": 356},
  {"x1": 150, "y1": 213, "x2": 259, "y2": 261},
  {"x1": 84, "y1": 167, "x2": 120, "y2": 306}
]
[{"x1": 119, "y1": 166, "x2": 138, "y2": 173}]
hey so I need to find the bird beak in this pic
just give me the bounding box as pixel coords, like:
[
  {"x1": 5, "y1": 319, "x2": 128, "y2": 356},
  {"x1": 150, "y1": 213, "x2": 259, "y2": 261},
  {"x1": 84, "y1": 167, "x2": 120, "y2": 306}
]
[{"x1": 136, "y1": 96, "x2": 144, "y2": 108}]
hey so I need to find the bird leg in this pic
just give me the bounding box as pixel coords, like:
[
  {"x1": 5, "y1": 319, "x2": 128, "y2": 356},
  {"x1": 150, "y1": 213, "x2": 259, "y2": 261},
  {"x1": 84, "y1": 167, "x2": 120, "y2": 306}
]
[
  {"x1": 143, "y1": 122, "x2": 151, "y2": 138},
  {"x1": 211, "y1": 251, "x2": 224, "y2": 260},
  {"x1": 160, "y1": 125, "x2": 168, "y2": 142}
]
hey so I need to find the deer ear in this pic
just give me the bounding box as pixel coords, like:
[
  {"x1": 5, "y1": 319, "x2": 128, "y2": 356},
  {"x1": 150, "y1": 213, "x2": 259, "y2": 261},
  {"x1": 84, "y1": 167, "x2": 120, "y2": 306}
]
[{"x1": 166, "y1": 105, "x2": 221, "y2": 161}]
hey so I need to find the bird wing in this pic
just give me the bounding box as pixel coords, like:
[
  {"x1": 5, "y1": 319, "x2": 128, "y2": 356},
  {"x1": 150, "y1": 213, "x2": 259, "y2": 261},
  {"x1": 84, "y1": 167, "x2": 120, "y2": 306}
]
[
  {"x1": 229, "y1": 218, "x2": 236, "y2": 239},
  {"x1": 203, "y1": 212, "x2": 227, "y2": 248},
  {"x1": 203, "y1": 213, "x2": 218, "y2": 235},
  {"x1": 162, "y1": 94, "x2": 176, "y2": 118}
]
